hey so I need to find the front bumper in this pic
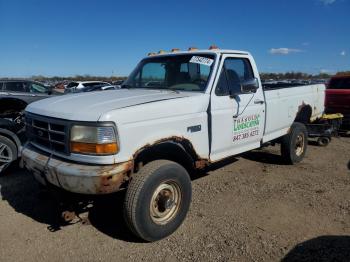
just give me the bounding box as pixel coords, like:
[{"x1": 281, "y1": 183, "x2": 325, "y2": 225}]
[{"x1": 22, "y1": 144, "x2": 133, "y2": 194}]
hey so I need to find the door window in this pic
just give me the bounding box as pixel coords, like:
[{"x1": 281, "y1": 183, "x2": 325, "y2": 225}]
[
  {"x1": 215, "y1": 58, "x2": 254, "y2": 96},
  {"x1": 4, "y1": 82, "x2": 25, "y2": 92},
  {"x1": 29, "y1": 83, "x2": 48, "y2": 93}
]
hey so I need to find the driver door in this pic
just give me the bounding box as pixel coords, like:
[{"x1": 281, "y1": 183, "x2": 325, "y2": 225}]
[{"x1": 209, "y1": 55, "x2": 265, "y2": 161}]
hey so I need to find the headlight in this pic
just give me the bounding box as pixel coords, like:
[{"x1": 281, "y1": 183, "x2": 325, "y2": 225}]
[{"x1": 70, "y1": 125, "x2": 118, "y2": 155}]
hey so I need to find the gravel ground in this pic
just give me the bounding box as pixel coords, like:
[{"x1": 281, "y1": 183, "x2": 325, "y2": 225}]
[{"x1": 0, "y1": 137, "x2": 349, "y2": 261}]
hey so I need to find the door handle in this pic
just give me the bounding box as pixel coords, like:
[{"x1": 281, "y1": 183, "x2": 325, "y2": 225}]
[{"x1": 254, "y1": 99, "x2": 264, "y2": 104}]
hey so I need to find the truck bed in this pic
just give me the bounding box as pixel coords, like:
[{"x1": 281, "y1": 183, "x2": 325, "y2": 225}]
[
  {"x1": 263, "y1": 84, "x2": 325, "y2": 143},
  {"x1": 325, "y1": 89, "x2": 350, "y2": 127}
]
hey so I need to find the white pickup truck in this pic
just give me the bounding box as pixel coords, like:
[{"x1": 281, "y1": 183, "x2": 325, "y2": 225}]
[{"x1": 22, "y1": 48, "x2": 325, "y2": 241}]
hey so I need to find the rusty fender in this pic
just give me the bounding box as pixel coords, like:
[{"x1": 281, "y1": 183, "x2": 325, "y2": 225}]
[
  {"x1": 22, "y1": 145, "x2": 133, "y2": 195},
  {"x1": 97, "y1": 161, "x2": 133, "y2": 193},
  {"x1": 132, "y1": 135, "x2": 210, "y2": 169}
]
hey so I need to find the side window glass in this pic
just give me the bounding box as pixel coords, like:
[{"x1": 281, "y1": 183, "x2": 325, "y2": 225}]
[
  {"x1": 4, "y1": 82, "x2": 25, "y2": 92},
  {"x1": 67, "y1": 82, "x2": 78, "y2": 88},
  {"x1": 30, "y1": 83, "x2": 47, "y2": 93},
  {"x1": 23, "y1": 82, "x2": 30, "y2": 92},
  {"x1": 225, "y1": 58, "x2": 254, "y2": 80},
  {"x1": 216, "y1": 58, "x2": 254, "y2": 95}
]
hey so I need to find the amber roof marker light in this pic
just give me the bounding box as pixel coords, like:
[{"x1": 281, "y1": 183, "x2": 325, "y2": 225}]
[
  {"x1": 209, "y1": 45, "x2": 219, "y2": 50},
  {"x1": 188, "y1": 47, "x2": 198, "y2": 51}
]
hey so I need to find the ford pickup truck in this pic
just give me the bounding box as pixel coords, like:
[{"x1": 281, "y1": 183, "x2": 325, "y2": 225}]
[{"x1": 22, "y1": 47, "x2": 325, "y2": 241}]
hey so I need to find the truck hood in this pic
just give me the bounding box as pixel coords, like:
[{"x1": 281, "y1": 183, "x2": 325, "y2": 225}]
[{"x1": 26, "y1": 89, "x2": 196, "y2": 121}]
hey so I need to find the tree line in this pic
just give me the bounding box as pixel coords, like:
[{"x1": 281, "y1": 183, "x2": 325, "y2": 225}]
[
  {"x1": 1, "y1": 71, "x2": 349, "y2": 82},
  {"x1": 260, "y1": 71, "x2": 350, "y2": 80},
  {"x1": 30, "y1": 71, "x2": 350, "y2": 81},
  {"x1": 31, "y1": 75, "x2": 127, "y2": 82}
]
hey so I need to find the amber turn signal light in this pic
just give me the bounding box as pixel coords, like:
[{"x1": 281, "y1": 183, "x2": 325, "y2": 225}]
[{"x1": 70, "y1": 142, "x2": 118, "y2": 155}]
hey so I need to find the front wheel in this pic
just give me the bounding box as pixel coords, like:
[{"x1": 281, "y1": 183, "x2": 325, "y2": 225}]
[
  {"x1": 124, "y1": 160, "x2": 192, "y2": 242},
  {"x1": 0, "y1": 136, "x2": 18, "y2": 175},
  {"x1": 281, "y1": 122, "x2": 308, "y2": 164}
]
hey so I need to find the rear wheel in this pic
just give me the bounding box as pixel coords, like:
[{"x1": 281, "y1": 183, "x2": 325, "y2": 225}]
[
  {"x1": 281, "y1": 123, "x2": 308, "y2": 164},
  {"x1": 317, "y1": 137, "x2": 330, "y2": 147},
  {"x1": 124, "y1": 160, "x2": 192, "y2": 242},
  {"x1": 0, "y1": 136, "x2": 17, "y2": 174}
]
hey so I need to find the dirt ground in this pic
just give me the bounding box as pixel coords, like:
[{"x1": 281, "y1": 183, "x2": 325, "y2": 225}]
[{"x1": 0, "y1": 137, "x2": 349, "y2": 261}]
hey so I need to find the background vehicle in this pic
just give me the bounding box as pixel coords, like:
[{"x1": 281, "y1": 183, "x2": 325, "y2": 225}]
[
  {"x1": 0, "y1": 79, "x2": 54, "y2": 103},
  {"x1": 64, "y1": 84, "x2": 119, "y2": 93},
  {"x1": 112, "y1": 80, "x2": 125, "y2": 88},
  {"x1": 0, "y1": 79, "x2": 57, "y2": 174},
  {"x1": 22, "y1": 48, "x2": 325, "y2": 241},
  {"x1": 64, "y1": 81, "x2": 110, "y2": 93},
  {"x1": 325, "y1": 75, "x2": 350, "y2": 129}
]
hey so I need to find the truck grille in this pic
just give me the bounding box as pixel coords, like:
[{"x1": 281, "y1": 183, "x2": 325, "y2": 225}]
[{"x1": 25, "y1": 113, "x2": 69, "y2": 154}]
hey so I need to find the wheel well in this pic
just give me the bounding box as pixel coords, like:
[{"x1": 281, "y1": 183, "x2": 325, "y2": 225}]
[
  {"x1": 133, "y1": 140, "x2": 198, "y2": 173},
  {"x1": 0, "y1": 98, "x2": 27, "y2": 118},
  {"x1": 294, "y1": 104, "x2": 312, "y2": 124}
]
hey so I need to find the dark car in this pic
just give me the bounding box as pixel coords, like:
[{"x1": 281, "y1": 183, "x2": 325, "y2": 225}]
[
  {"x1": 0, "y1": 79, "x2": 57, "y2": 173},
  {"x1": 112, "y1": 79, "x2": 125, "y2": 87},
  {"x1": 0, "y1": 79, "x2": 54, "y2": 103}
]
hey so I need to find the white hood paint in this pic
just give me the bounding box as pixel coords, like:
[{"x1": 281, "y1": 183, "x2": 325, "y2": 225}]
[{"x1": 26, "y1": 89, "x2": 198, "y2": 121}]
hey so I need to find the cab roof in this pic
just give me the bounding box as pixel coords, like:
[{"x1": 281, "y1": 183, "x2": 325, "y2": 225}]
[{"x1": 147, "y1": 49, "x2": 250, "y2": 57}]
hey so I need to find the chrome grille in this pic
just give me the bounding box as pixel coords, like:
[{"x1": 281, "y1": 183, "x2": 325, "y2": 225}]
[{"x1": 25, "y1": 113, "x2": 69, "y2": 154}]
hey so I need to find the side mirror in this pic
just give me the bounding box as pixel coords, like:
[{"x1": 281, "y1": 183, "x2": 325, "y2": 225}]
[{"x1": 241, "y1": 78, "x2": 259, "y2": 94}]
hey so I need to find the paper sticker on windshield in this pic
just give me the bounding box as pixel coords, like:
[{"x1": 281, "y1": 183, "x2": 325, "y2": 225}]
[{"x1": 189, "y1": 56, "x2": 214, "y2": 66}]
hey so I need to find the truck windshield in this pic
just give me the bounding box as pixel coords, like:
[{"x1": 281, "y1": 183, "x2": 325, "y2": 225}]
[
  {"x1": 123, "y1": 54, "x2": 215, "y2": 92},
  {"x1": 328, "y1": 77, "x2": 350, "y2": 89}
]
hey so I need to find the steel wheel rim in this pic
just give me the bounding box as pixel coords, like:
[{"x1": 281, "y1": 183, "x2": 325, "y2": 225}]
[
  {"x1": 0, "y1": 142, "x2": 13, "y2": 171},
  {"x1": 150, "y1": 180, "x2": 182, "y2": 225},
  {"x1": 295, "y1": 133, "x2": 305, "y2": 156}
]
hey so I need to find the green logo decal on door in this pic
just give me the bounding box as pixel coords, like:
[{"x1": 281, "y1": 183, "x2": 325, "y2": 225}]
[{"x1": 233, "y1": 114, "x2": 260, "y2": 142}]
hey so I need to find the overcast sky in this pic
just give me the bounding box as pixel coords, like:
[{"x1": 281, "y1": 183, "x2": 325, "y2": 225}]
[{"x1": 0, "y1": 0, "x2": 349, "y2": 77}]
